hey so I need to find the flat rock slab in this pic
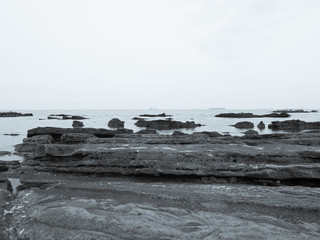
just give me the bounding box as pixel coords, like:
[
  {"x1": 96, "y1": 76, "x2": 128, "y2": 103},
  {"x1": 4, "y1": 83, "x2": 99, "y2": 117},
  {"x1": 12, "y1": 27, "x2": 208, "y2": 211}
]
[{"x1": 2, "y1": 174, "x2": 320, "y2": 239}]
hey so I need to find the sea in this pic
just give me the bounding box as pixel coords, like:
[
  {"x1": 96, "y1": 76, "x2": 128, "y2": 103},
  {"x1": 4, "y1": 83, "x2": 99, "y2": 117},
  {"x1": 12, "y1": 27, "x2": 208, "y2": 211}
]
[{"x1": 1, "y1": 109, "x2": 319, "y2": 161}]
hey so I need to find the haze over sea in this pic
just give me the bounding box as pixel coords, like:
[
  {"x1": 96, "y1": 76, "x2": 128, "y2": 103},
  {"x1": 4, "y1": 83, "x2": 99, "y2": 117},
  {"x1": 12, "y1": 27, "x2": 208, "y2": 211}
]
[{"x1": 1, "y1": 108, "x2": 319, "y2": 161}]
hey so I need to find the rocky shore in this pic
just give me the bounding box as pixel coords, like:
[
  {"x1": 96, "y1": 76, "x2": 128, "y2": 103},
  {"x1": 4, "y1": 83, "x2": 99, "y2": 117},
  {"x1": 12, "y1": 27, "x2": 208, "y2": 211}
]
[{"x1": 1, "y1": 125, "x2": 320, "y2": 239}]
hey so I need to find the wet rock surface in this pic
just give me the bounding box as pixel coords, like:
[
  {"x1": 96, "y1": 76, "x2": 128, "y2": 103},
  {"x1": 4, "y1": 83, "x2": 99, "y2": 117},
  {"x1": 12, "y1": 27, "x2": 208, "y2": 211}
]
[
  {"x1": 0, "y1": 173, "x2": 319, "y2": 240},
  {"x1": 135, "y1": 119, "x2": 202, "y2": 130},
  {"x1": 1, "y1": 127, "x2": 320, "y2": 239},
  {"x1": 216, "y1": 112, "x2": 290, "y2": 118}
]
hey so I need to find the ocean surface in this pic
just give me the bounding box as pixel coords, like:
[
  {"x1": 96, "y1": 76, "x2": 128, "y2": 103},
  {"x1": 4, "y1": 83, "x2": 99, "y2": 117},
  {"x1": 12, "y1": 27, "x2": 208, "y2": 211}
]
[{"x1": 0, "y1": 109, "x2": 319, "y2": 161}]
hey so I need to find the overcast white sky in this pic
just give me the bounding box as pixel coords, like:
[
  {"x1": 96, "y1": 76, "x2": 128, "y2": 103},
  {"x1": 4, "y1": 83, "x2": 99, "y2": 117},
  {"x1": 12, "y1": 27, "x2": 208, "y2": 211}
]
[{"x1": 0, "y1": 0, "x2": 319, "y2": 109}]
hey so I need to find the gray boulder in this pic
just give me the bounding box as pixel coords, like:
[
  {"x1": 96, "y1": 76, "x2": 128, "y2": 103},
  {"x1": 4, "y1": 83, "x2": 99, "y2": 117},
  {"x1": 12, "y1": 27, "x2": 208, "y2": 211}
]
[
  {"x1": 108, "y1": 118, "x2": 124, "y2": 129},
  {"x1": 257, "y1": 121, "x2": 266, "y2": 130},
  {"x1": 72, "y1": 121, "x2": 84, "y2": 128},
  {"x1": 233, "y1": 121, "x2": 254, "y2": 129}
]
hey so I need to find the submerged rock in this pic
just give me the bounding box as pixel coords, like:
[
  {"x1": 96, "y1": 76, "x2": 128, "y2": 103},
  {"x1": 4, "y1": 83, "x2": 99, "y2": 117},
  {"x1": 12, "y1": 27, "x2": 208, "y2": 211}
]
[
  {"x1": 108, "y1": 118, "x2": 124, "y2": 129},
  {"x1": 233, "y1": 121, "x2": 254, "y2": 129},
  {"x1": 72, "y1": 120, "x2": 84, "y2": 128},
  {"x1": 268, "y1": 120, "x2": 320, "y2": 131},
  {"x1": 257, "y1": 121, "x2": 266, "y2": 130},
  {"x1": 135, "y1": 119, "x2": 201, "y2": 130},
  {"x1": 216, "y1": 112, "x2": 290, "y2": 118}
]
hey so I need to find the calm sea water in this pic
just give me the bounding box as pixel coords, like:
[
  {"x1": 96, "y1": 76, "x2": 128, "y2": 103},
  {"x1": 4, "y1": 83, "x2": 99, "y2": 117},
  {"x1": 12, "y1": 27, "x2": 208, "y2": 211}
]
[{"x1": 0, "y1": 109, "x2": 319, "y2": 161}]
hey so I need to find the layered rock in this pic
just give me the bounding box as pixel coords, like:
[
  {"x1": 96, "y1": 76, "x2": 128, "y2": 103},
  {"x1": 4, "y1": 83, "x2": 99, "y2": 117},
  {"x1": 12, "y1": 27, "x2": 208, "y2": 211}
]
[
  {"x1": 232, "y1": 121, "x2": 254, "y2": 129},
  {"x1": 14, "y1": 128, "x2": 320, "y2": 186},
  {"x1": 26, "y1": 127, "x2": 133, "y2": 141},
  {"x1": 108, "y1": 118, "x2": 124, "y2": 128},
  {"x1": 0, "y1": 112, "x2": 33, "y2": 117},
  {"x1": 268, "y1": 120, "x2": 320, "y2": 131},
  {"x1": 216, "y1": 112, "x2": 290, "y2": 118},
  {"x1": 135, "y1": 119, "x2": 202, "y2": 130}
]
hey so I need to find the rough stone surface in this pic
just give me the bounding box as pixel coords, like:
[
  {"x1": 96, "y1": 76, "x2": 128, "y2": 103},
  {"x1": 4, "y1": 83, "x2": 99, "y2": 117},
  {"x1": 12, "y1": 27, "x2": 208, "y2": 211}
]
[
  {"x1": 135, "y1": 119, "x2": 202, "y2": 130},
  {"x1": 244, "y1": 130, "x2": 259, "y2": 137},
  {"x1": 27, "y1": 127, "x2": 133, "y2": 140},
  {"x1": 136, "y1": 129, "x2": 158, "y2": 134},
  {"x1": 61, "y1": 133, "x2": 97, "y2": 143},
  {"x1": 108, "y1": 118, "x2": 125, "y2": 128},
  {"x1": 14, "y1": 129, "x2": 320, "y2": 184},
  {"x1": 0, "y1": 174, "x2": 319, "y2": 240},
  {"x1": 268, "y1": 120, "x2": 320, "y2": 131},
  {"x1": 72, "y1": 120, "x2": 84, "y2": 128},
  {"x1": 233, "y1": 121, "x2": 254, "y2": 129},
  {"x1": 23, "y1": 135, "x2": 53, "y2": 144}
]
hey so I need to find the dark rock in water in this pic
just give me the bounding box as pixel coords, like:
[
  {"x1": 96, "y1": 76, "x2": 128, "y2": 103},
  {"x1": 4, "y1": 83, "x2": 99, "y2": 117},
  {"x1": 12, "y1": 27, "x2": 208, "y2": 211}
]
[
  {"x1": 244, "y1": 130, "x2": 259, "y2": 137},
  {"x1": 23, "y1": 135, "x2": 53, "y2": 144},
  {"x1": 272, "y1": 109, "x2": 310, "y2": 113},
  {"x1": 233, "y1": 121, "x2": 254, "y2": 129},
  {"x1": 4, "y1": 133, "x2": 19, "y2": 136},
  {"x1": 136, "y1": 129, "x2": 158, "y2": 134},
  {"x1": 66, "y1": 115, "x2": 87, "y2": 120},
  {"x1": 0, "y1": 112, "x2": 33, "y2": 117},
  {"x1": 193, "y1": 131, "x2": 222, "y2": 137},
  {"x1": 132, "y1": 117, "x2": 144, "y2": 120},
  {"x1": 216, "y1": 112, "x2": 290, "y2": 118},
  {"x1": 61, "y1": 133, "x2": 97, "y2": 143},
  {"x1": 39, "y1": 118, "x2": 46, "y2": 120},
  {"x1": 311, "y1": 110, "x2": 318, "y2": 113},
  {"x1": 47, "y1": 116, "x2": 60, "y2": 120},
  {"x1": 72, "y1": 120, "x2": 84, "y2": 128},
  {"x1": 108, "y1": 118, "x2": 124, "y2": 128},
  {"x1": 0, "y1": 151, "x2": 11, "y2": 156},
  {"x1": 268, "y1": 120, "x2": 320, "y2": 131},
  {"x1": 27, "y1": 127, "x2": 133, "y2": 141},
  {"x1": 48, "y1": 114, "x2": 88, "y2": 120},
  {"x1": 139, "y1": 113, "x2": 172, "y2": 117},
  {"x1": 172, "y1": 131, "x2": 188, "y2": 136},
  {"x1": 135, "y1": 119, "x2": 201, "y2": 130},
  {"x1": 257, "y1": 121, "x2": 266, "y2": 130}
]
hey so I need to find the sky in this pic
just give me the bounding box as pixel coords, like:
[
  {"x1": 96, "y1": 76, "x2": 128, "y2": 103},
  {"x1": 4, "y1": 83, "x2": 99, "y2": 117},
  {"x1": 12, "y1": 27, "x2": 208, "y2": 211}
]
[{"x1": 0, "y1": 0, "x2": 319, "y2": 110}]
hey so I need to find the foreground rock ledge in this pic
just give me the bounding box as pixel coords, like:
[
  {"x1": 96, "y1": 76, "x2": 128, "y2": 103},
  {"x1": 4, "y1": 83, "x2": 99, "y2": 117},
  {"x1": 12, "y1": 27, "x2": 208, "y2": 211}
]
[{"x1": 15, "y1": 127, "x2": 320, "y2": 186}]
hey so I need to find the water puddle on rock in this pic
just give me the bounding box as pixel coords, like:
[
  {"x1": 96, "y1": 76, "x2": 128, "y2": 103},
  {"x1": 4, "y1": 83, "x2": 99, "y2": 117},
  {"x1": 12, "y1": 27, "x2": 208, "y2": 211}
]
[{"x1": 8, "y1": 178, "x2": 21, "y2": 194}]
